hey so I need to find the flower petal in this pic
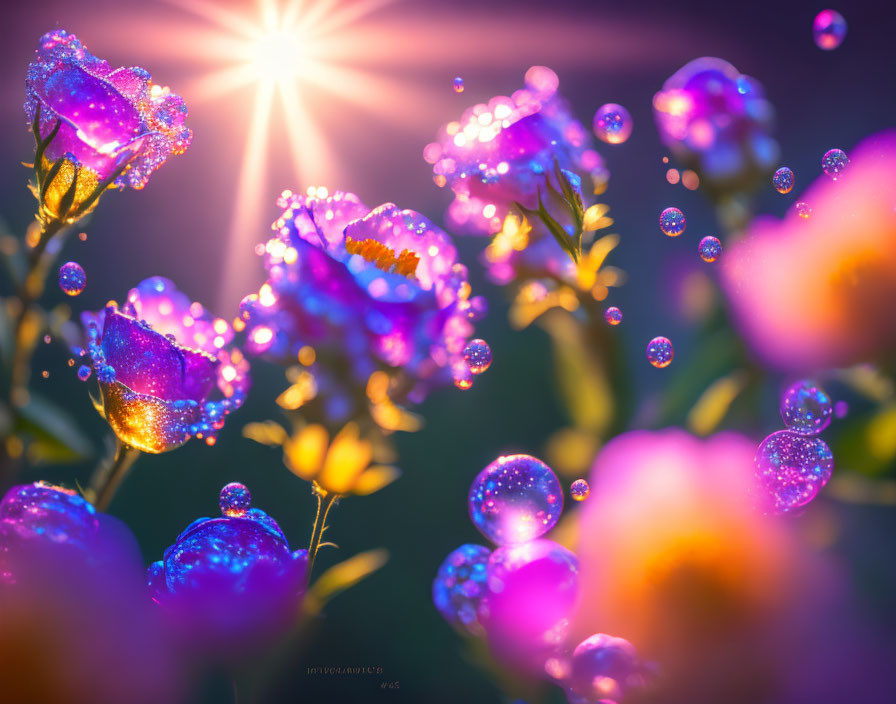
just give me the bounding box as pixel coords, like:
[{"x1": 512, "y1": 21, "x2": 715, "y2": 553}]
[
  {"x1": 100, "y1": 381, "x2": 201, "y2": 454},
  {"x1": 318, "y1": 423, "x2": 372, "y2": 495},
  {"x1": 352, "y1": 465, "x2": 401, "y2": 496},
  {"x1": 283, "y1": 424, "x2": 328, "y2": 481}
]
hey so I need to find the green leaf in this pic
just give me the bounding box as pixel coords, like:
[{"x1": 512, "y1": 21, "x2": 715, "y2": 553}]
[
  {"x1": 14, "y1": 391, "x2": 94, "y2": 463},
  {"x1": 304, "y1": 548, "x2": 389, "y2": 614}
]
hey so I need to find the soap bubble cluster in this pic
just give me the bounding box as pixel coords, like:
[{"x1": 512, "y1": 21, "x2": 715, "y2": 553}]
[
  {"x1": 659, "y1": 207, "x2": 686, "y2": 237},
  {"x1": 592, "y1": 103, "x2": 633, "y2": 145}
]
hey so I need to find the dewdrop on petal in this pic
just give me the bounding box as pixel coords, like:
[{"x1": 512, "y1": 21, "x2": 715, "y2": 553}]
[{"x1": 219, "y1": 482, "x2": 252, "y2": 517}]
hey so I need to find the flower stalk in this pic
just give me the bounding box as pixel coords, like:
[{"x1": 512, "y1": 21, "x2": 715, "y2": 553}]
[
  {"x1": 87, "y1": 439, "x2": 141, "y2": 511},
  {"x1": 306, "y1": 485, "x2": 339, "y2": 579}
]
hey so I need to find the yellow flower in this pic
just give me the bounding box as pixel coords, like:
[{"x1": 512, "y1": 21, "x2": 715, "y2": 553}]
[
  {"x1": 32, "y1": 156, "x2": 104, "y2": 223},
  {"x1": 574, "y1": 233, "x2": 625, "y2": 299},
  {"x1": 244, "y1": 421, "x2": 400, "y2": 496}
]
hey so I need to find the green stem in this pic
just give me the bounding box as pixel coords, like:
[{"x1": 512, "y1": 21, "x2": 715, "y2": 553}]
[
  {"x1": 88, "y1": 440, "x2": 141, "y2": 511},
  {"x1": 306, "y1": 488, "x2": 338, "y2": 580}
]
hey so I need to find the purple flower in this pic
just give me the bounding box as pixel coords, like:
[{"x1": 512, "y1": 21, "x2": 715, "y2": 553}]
[
  {"x1": 148, "y1": 483, "x2": 307, "y2": 660},
  {"x1": 653, "y1": 57, "x2": 778, "y2": 193},
  {"x1": 0, "y1": 482, "x2": 185, "y2": 703},
  {"x1": 241, "y1": 189, "x2": 485, "y2": 417},
  {"x1": 425, "y1": 66, "x2": 607, "y2": 236},
  {"x1": 25, "y1": 29, "x2": 191, "y2": 189},
  {"x1": 82, "y1": 277, "x2": 249, "y2": 453}
]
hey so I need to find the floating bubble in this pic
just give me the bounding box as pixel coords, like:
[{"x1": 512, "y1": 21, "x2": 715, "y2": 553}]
[
  {"x1": 76, "y1": 365, "x2": 91, "y2": 381},
  {"x1": 754, "y1": 430, "x2": 833, "y2": 514},
  {"x1": 468, "y1": 454, "x2": 562, "y2": 545},
  {"x1": 570, "y1": 479, "x2": 590, "y2": 502},
  {"x1": 813, "y1": 9, "x2": 847, "y2": 50},
  {"x1": 698, "y1": 236, "x2": 722, "y2": 263},
  {"x1": 646, "y1": 336, "x2": 673, "y2": 368},
  {"x1": 219, "y1": 482, "x2": 251, "y2": 517},
  {"x1": 432, "y1": 543, "x2": 491, "y2": 636},
  {"x1": 773, "y1": 167, "x2": 794, "y2": 194},
  {"x1": 822, "y1": 148, "x2": 849, "y2": 179},
  {"x1": 453, "y1": 76, "x2": 464, "y2": 93},
  {"x1": 795, "y1": 201, "x2": 812, "y2": 219},
  {"x1": 659, "y1": 207, "x2": 686, "y2": 237},
  {"x1": 780, "y1": 380, "x2": 832, "y2": 435},
  {"x1": 604, "y1": 306, "x2": 623, "y2": 326},
  {"x1": 58, "y1": 261, "x2": 86, "y2": 296},
  {"x1": 593, "y1": 103, "x2": 633, "y2": 145},
  {"x1": 463, "y1": 339, "x2": 492, "y2": 375},
  {"x1": 566, "y1": 634, "x2": 645, "y2": 704}
]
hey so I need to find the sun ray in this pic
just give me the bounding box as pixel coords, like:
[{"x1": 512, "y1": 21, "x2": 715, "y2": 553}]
[
  {"x1": 277, "y1": 80, "x2": 334, "y2": 187},
  {"x1": 163, "y1": 0, "x2": 262, "y2": 41}
]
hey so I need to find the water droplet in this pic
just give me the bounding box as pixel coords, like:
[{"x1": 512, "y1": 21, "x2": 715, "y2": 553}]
[
  {"x1": 659, "y1": 207, "x2": 686, "y2": 237},
  {"x1": 219, "y1": 482, "x2": 252, "y2": 517},
  {"x1": 468, "y1": 454, "x2": 562, "y2": 545},
  {"x1": 754, "y1": 430, "x2": 833, "y2": 514},
  {"x1": 570, "y1": 479, "x2": 590, "y2": 501},
  {"x1": 58, "y1": 261, "x2": 86, "y2": 296},
  {"x1": 822, "y1": 148, "x2": 849, "y2": 179},
  {"x1": 646, "y1": 336, "x2": 673, "y2": 368},
  {"x1": 603, "y1": 306, "x2": 623, "y2": 326},
  {"x1": 463, "y1": 339, "x2": 492, "y2": 375},
  {"x1": 780, "y1": 380, "x2": 832, "y2": 435},
  {"x1": 97, "y1": 364, "x2": 116, "y2": 384},
  {"x1": 813, "y1": 9, "x2": 847, "y2": 50},
  {"x1": 567, "y1": 634, "x2": 644, "y2": 703},
  {"x1": 593, "y1": 103, "x2": 633, "y2": 145},
  {"x1": 41, "y1": 370, "x2": 49, "y2": 379},
  {"x1": 698, "y1": 236, "x2": 722, "y2": 263},
  {"x1": 76, "y1": 365, "x2": 91, "y2": 381},
  {"x1": 432, "y1": 543, "x2": 491, "y2": 636},
  {"x1": 772, "y1": 167, "x2": 794, "y2": 194},
  {"x1": 43, "y1": 335, "x2": 51, "y2": 344},
  {"x1": 453, "y1": 76, "x2": 465, "y2": 93},
  {"x1": 795, "y1": 201, "x2": 812, "y2": 219}
]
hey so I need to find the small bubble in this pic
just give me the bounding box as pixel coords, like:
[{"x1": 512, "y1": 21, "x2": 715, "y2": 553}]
[
  {"x1": 813, "y1": 9, "x2": 847, "y2": 50},
  {"x1": 432, "y1": 544, "x2": 491, "y2": 636},
  {"x1": 463, "y1": 339, "x2": 492, "y2": 375},
  {"x1": 78, "y1": 232, "x2": 87, "y2": 242},
  {"x1": 780, "y1": 380, "x2": 832, "y2": 435},
  {"x1": 681, "y1": 170, "x2": 700, "y2": 190},
  {"x1": 795, "y1": 201, "x2": 812, "y2": 219},
  {"x1": 603, "y1": 306, "x2": 623, "y2": 326},
  {"x1": 647, "y1": 336, "x2": 673, "y2": 368},
  {"x1": 43, "y1": 335, "x2": 51, "y2": 344},
  {"x1": 755, "y1": 430, "x2": 833, "y2": 514},
  {"x1": 570, "y1": 479, "x2": 590, "y2": 502},
  {"x1": 593, "y1": 103, "x2": 633, "y2": 145},
  {"x1": 77, "y1": 365, "x2": 92, "y2": 382},
  {"x1": 219, "y1": 482, "x2": 251, "y2": 517},
  {"x1": 698, "y1": 236, "x2": 722, "y2": 263},
  {"x1": 773, "y1": 167, "x2": 794, "y2": 194},
  {"x1": 666, "y1": 168, "x2": 680, "y2": 185},
  {"x1": 822, "y1": 148, "x2": 849, "y2": 179},
  {"x1": 41, "y1": 370, "x2": 49, "y2": 379},
  {"x1": 58, "y1": 261, "x2": 86, "y2": 296},
  {"x1": 453, "y1": 76, "x2": 464, "y2": 93},
  {"x1": 659, "y1": 207, "x2": 686, "y2": 237}
]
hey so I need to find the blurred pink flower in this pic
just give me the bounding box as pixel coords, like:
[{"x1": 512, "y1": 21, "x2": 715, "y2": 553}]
[
  {"x1": 722, "y1": 130, "x2": 896, "y2": 371},
  {"x1": 574, "y1": 429, "x2": 895, "y2": 704}
]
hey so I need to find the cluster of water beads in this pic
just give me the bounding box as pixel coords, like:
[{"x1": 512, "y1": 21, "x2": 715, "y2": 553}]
[
  {"x1": 813, "y1": 9, "x2": 847, "y2": 50},
  {"x1": 646, "y1": 336, "x2": 673, "y2": 368},
  {"x1": 58, "y1": 261, "x2": 86, "y2": 296},
  {"x1": 463, "y1": 339, "x2": 492, "y2": 375},
  {"x1": 432, "y1": 543, "x2": 490, "y2": 636},
  {"x1": 773, "y1": 166, "x2": 795, "y2": 194},
  {"x1": 603, "y1": 306, "x2": 622, "y2": 326},
  {"x1": 453, "y1": 76, "x2": 464, "y2": 93},
  {"x1": 755, "y1": 431, "x2": 834, "y2": 514},
  {"x1": 822, "y1": 148, "x2": 849, "y2": 179},
  {"x1": 795, "y1": 201, "x2": 812, "y2": 219},
  {"x1": 468, "y1": 454, "x2": 562, "y2": 545},
  {"x1": 659, "y1": 207, "x2": 686, "y2": 237},
  {"x1": 698, "y1": 236, "x2": 722, "y2": 263},
  {"x1": 570, "y1": 479, "x2": 590, "y2": 502},
  {"x1": 592, "y1": 103, "x2": 632, "y2": 145},
  {"x1": 780, "y1": 380, "x2": 833, "y2": 435}
]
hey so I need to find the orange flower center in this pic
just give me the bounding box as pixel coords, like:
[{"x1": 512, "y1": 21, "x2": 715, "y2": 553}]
[{"x1": 345, "y1": 236, "x2": 419, "y2": 278}]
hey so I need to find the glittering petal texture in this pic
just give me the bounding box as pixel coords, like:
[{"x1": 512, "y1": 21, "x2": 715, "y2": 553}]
[
  {"x1": 148, "y1": 489, "x2": 308, "y2": 657},
  {"x1": 425, "y1": 66, "x2": 606, "y2": 236},
  {"x1": 242, "y1": 189, "x2": 481, "y2": 410},
  {"x1": 83, "y1": 278, "x2": 249, "y2": 453},
  {"x1": 24, "y1": 29, "x2": 192, "y2": 188},
  {"x1": 653, "y1": 57, "x2": 778, "y2": 193}
]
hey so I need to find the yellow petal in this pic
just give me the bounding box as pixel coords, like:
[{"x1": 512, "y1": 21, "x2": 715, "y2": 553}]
[
  {"x1": 352, "y1": 465, "x2": 401, "y2": 496},
  {"x1": 583, "y1": 203, "x2": 613, "y2": 231},
  {"x1": 317, "y1": 423, "x2": 373, "y2": 494},
  {"x1": 686, "y1": 371, "x2": 749, "y2": 436},
  {"x1": 242, "y1": 420, "x2": 288, "y2": 446},
  {"x1": 283, "y1": 424, "x2": 329, "y2": 481},
  {"x1": 304, "y1": 549, "x2": 389, "y2": 615}
]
